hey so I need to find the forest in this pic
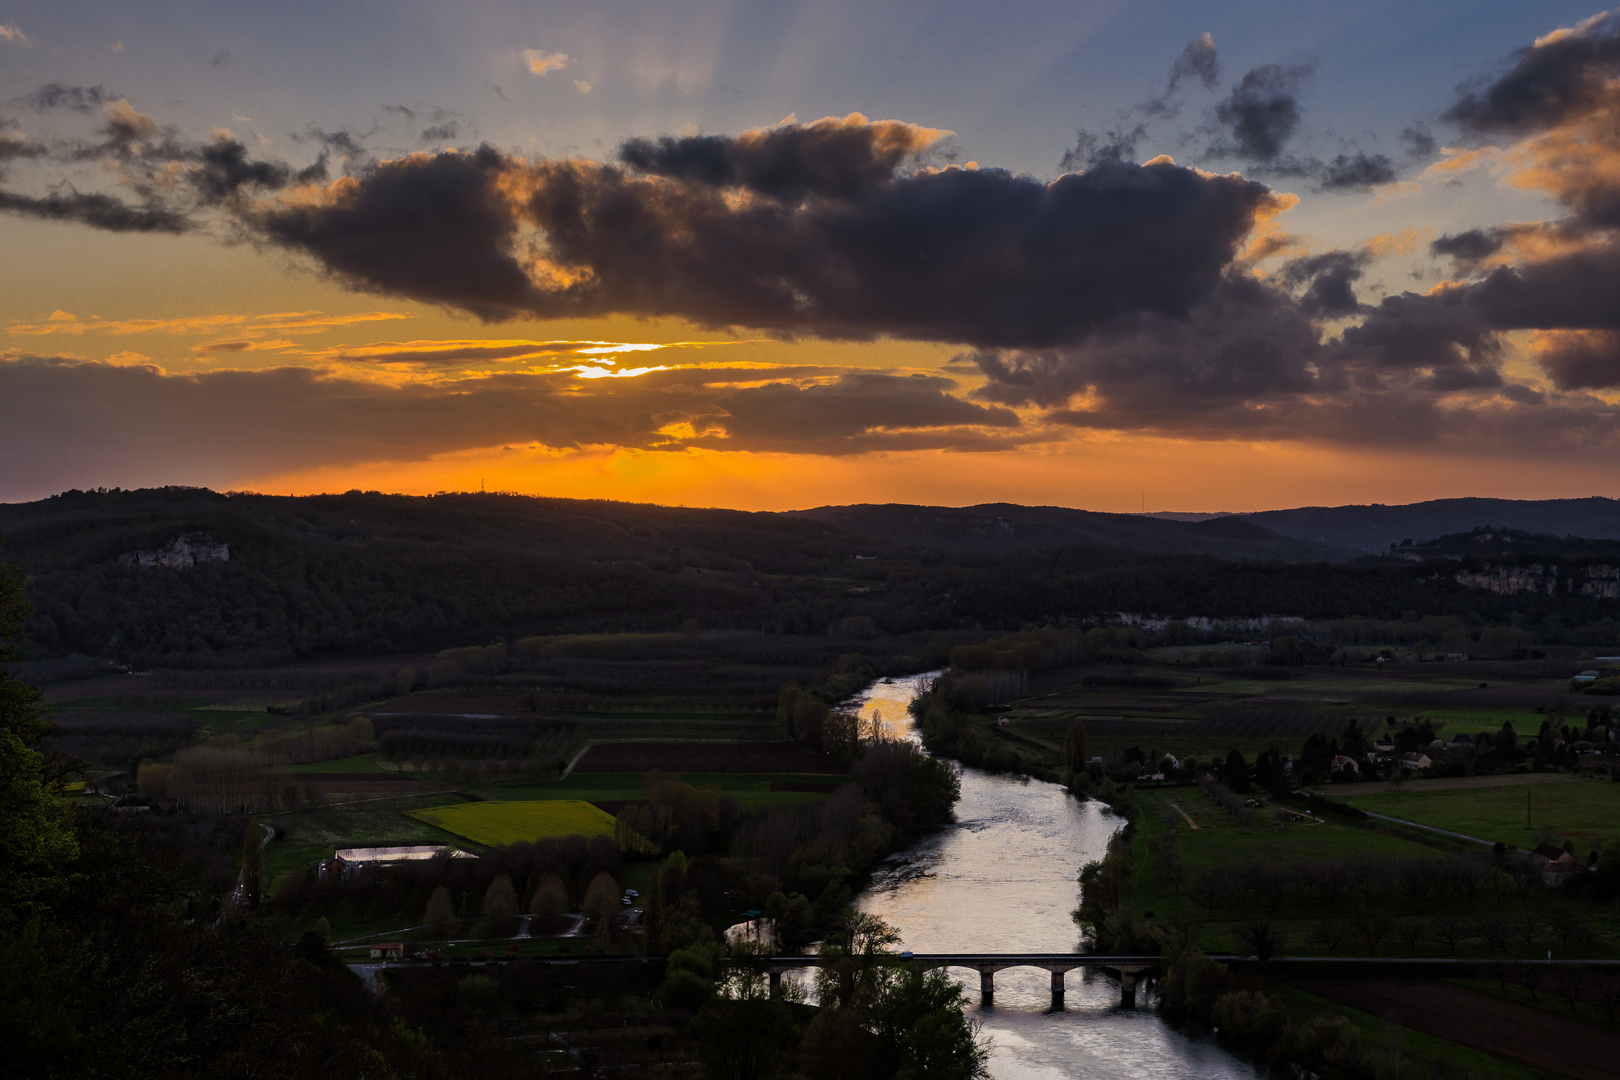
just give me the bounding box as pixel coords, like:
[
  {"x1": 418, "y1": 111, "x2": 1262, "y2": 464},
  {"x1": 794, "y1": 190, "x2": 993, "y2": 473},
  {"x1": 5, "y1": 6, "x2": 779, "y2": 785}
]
[{"x1": 4, "y1": 487, "x2": 1620, "y2": 675}]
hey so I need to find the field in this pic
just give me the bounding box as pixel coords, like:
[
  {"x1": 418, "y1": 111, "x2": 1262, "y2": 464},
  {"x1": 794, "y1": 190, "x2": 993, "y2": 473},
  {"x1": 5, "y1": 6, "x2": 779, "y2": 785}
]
[
  {"x1": 1121, "y1": 785, "x2": 1443, "y2": 952},
  {"x1": 264, "y1": 791, "x2": 470, "y2": 890},
  {"x1": 573, "y1": 741, "x2": 844, "y2": 773},
  {"x1": 1348, "y1": 775, "x2": 1620, "y2": 850},
  {"x1": 407, "y1": 799, "x2": 619, "y2": 846},
  {"x1": 1290, "y1": 981, "x2": 1605, "y2": 1080},
  {"x1": 1277, "y1": 986, "x2": 1564, "y2": 1080}
]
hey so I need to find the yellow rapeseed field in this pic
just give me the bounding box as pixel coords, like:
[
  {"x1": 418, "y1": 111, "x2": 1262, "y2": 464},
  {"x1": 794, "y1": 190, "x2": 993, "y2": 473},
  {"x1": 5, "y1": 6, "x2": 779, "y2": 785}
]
[{"x1": 408, "y1": 800, "x2": 617, "y2": 846}]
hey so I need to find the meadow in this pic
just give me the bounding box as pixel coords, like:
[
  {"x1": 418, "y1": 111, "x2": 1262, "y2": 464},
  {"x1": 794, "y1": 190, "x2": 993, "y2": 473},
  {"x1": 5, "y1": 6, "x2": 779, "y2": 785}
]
[
  {"x1": 407, "y1": 799, "x2": 619, "y2": 846},
  {"x1": 1347, "y1": 776, "x2": 1620, "y2": 851}
]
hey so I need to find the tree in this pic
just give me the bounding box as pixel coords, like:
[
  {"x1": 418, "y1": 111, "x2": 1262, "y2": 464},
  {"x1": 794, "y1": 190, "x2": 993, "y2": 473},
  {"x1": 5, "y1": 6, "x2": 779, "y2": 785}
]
[
  {"x1": 1223, "y1": 749, "x2": 1251, "y2": 793},
  {"x1": 694, "y1": 994, "x2": 794, "y2": 1080},
  {"x1": 583, "y1": 870, "x2": 620, "y2": 927},
  {"x1": 1235, "y1": 920, "x2": 1284, "y2": 962},
  {"x1": 870, "y1": 965, "x2": 991, "y2": 1080},
  {"x1": 1062, "y1": 719, "x2": 1088, "y2": 773},
  {"x1": 481, "y1": 873, "x2": 518, "y2": 934},
  {"x1": 0, "y1": 554, "x2": 78, "y2": 928},
  {"x1": 529, "y1": 872, "x2": 568, "y2": 919},
  {"x1": 425, "y1": 885, "x2": 457, "y2": 938}
]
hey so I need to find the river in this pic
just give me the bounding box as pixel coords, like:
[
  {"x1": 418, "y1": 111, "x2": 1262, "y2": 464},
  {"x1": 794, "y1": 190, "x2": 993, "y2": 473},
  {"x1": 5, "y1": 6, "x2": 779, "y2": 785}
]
[{"x1": 845, "y1": 675, "x2": 1256, "y2": 1080}]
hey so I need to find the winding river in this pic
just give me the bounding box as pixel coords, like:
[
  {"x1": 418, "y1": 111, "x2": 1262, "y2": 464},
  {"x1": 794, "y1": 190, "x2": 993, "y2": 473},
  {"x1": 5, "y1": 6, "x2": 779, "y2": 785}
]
[{"x1": 845, "y1": 675, "x2": 1255, "y2": 1080}]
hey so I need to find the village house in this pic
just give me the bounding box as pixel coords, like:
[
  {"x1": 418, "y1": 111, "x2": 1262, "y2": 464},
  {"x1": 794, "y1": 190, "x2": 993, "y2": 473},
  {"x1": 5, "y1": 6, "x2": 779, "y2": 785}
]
[
  {"x1": 1330, "y1": 755, "x2": 1359, "y2": 775},
  {"x1": 1398, "y1": 752, "x2": 1432, "y2": 772}
]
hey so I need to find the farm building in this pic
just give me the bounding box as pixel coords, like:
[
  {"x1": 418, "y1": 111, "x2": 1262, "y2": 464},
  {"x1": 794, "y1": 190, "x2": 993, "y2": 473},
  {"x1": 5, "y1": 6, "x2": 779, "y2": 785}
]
[{"x1": 320, "y1": 844, "x2": 473, "y2": 882}]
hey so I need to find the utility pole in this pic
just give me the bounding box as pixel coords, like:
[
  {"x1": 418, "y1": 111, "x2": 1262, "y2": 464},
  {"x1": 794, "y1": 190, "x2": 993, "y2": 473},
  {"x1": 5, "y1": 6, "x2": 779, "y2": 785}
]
[{"x1": 1527, "y1": 788, "x2": 1532, "y2": 831}]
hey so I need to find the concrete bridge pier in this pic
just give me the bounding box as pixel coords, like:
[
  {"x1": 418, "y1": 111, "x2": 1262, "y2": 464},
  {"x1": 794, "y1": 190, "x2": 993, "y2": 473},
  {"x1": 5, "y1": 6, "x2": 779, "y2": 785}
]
[
  {"x1": 1049, "y1": 968, "x2": 1065, "y2": 1010},
  {"x1": 1118, "y1": 970, "x2": 1139, "y2": 1008},
  {"x1": 979, "y1": 968, "x2": 995, "y2": 1008}
]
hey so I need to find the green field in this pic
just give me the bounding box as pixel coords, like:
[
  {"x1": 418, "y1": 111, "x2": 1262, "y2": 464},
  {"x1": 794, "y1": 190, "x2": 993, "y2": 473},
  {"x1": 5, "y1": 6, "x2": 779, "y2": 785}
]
[
  {"x1": 1121, "y1": 786, "x2": 1442, "y2": 951},
  {"x1": 408, "y1": 799, "x2": 619, "y2": 846},
  {"x1": 464, "y1": 769, "x2": 840, "y2": 810},
  {"x1": 1348, "y1": 776, "x2": 1620, "y2": 851}
]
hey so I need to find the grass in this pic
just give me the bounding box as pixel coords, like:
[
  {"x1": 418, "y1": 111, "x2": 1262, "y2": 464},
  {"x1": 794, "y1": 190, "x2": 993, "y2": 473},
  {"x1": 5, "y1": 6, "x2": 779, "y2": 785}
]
[
  {"x1": 1347, "y1": 775, "x2": 1620, "y2": 850},
  {"x1": 408, "y1": 800, "x2": 619, "y2": 846},
  {"x1": 1274, "y1": 986, "x2": 1563, "y2": 1080},
  {"x1": 264, "y1": 791, "x2": 471, "y2": 891},
  {"x1": 1449, "y1": 977, "x2": 1620, "y2": 1033},
  {"x1": 461, "y1": 770, "x2": 840, "y2": 811},
  {"x1": 1121, "y1": 786, "x2": 1459, "y2": 953}
]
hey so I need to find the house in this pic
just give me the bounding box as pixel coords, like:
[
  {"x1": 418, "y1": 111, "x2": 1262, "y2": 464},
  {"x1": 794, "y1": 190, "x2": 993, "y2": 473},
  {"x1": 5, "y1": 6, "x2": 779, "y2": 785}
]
[
  {"x1": 1449, "y1": 733, "x2": 1475, "y2": 749},
  {"x1": 369, "y1": 943, "x2": 406, "y2": 961},
  {"x1": 996, "y1": 716, "x2": 1011, "y2": 727},
  {"x1": 1330, "y1": 755, "x2": 1359, "y2": 774},
  {"x1": 1541, "y1": 853, "x2": 1585, "y2": 888},
  {"x1": 1398, "y1": 752, "x2": 1432, "y2": 771}
]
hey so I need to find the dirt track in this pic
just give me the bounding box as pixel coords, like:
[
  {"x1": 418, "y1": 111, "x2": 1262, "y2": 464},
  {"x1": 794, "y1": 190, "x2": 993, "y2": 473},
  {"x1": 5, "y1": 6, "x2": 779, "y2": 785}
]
[{"x1": 1297, "y1": 979, "x2": 1620, "y2": 1080}]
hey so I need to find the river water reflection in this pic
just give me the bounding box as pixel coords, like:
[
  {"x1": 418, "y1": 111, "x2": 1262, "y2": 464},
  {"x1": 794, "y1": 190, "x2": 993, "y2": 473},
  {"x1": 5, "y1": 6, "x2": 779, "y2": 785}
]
[{"x1": 845, "y1": 676, "x2": 1255, "y2": 1080}]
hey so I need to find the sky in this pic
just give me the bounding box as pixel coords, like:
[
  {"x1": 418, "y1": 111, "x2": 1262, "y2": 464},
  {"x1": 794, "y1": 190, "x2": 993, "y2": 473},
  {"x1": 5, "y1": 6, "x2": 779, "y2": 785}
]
[{"x1": 2, "y1": 1, "x2": 1619, "y2": 511}]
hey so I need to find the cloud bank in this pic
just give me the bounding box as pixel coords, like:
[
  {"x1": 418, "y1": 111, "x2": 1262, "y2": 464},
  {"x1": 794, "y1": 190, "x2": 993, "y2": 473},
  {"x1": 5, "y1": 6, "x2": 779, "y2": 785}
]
[{"x1": 5, "y1": 13, "x2": 1620, "y2": 485}]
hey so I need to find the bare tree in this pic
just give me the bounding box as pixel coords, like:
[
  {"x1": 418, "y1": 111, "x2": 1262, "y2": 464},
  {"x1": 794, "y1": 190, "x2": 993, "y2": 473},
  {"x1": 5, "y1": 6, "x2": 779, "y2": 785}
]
[
  {"x1": 1235, "y1": 920, "x2": 1285, "y2": 962},
  {"x1": 1427, "y1": 912, "x2": 1471, "y2": 956},
  {"x1": 1355, "y1": 910, "x2": 1392, "y2": 956},
  {"x1": 1394, "y1": 919, "x2": 1425, "y2": 956},
  {"x1": 1553, "y1": 965, "x2": 1588, "y2": 1013},
  {"x1": 1471, "y1": 913, "x2": 1511, "y2": 955},
  {"x1": 1309, "y1": 918, "x2": 1350, "y2": 955},
  {"x1": 1591, "y1": 975, "x2": 1620, "y2": 1022},
  {"x1": 1545, "y1": 904, "x2": 1598, "y2": 955}
]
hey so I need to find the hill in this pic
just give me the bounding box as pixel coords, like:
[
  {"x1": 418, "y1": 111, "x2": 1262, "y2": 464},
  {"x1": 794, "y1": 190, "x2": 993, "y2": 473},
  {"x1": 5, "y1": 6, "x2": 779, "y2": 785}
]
[
  {"x1": 1242, "y1": 497, "x2": 1620, "y2": 553},
  {"x1": 792, "y1": 502, "x2": 1357, "y2": 561}
]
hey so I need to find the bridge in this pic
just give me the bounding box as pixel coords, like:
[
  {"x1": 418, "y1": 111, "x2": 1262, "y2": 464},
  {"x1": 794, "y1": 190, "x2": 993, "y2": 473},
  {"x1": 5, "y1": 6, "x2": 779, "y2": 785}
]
[{"x1": 761, "y1": 953, "x2": 1165, "y2": 1008}]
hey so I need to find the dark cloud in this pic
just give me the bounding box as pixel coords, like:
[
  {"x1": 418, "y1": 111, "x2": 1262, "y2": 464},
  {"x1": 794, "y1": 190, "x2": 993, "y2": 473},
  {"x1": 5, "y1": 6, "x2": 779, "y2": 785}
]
[
  {"x1": 0, "y1": 188, "x2": 188, "y2": 232},
  {"x1": 1430, "y1": 228, "x2": 1503, "y2": 266},
  {"x1": 191, "y1": 138, "x2": 294, "y2": 202},
  {"x1": 618, "y1": 114, "x2": 941, "y2": 201},
  {"x1": 1279, "y1": 250, "x2": 1366, "y2": 316},
  {"x1": 254, "y1": 146, "x2": 540, "y2": 321},
  {"x1": 252, "y1": 144, "x2": 1279, "y2": 346},
  {"x1": 1166, "y1": 33, "x2": 1221, "y2": 97},
  {"x1": 1211, "y1": 63, "x2": 1314, "y2": 163},
  {"x1": 0, "y1": 357, "x2": 1023, "y2": 495},
  {"x1": 1059, "y1": 124, "x2": 1146, "y2": 170},
  {"x1": 1319, "y1": 152, "x2": 1395, "y2": 191},
  {"x1": 1398, "y1": 125, "x2": 1436, "y2": 160},
  {"x1": 713, "y1": 372, "x2": 1019, "y2": 450},
  {"x1": 421, "y1": 122, "x2": 459, "y2": 143},
  {"x1": 209, "y1": 50, "x2": 232, "y2": 68},
  {"x1": 18, "y1": 82, "x2": 114, "y2": 112},
  {"x1": 1446, "y1": 12, "x2": 1620, "y2": 134},
  {"x1": 1533, "y1": 330, "x2": 1620, "y2": 390},
  {"x1": 1065, "y1": 34, "x2": 1218, "y2": 168}
]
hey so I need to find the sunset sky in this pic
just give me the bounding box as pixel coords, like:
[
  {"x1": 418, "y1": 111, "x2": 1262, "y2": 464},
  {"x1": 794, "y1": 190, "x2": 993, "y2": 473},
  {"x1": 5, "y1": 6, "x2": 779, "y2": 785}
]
[{"x1": 3, "y1": 1, "x2": 1619, "y2": 511}]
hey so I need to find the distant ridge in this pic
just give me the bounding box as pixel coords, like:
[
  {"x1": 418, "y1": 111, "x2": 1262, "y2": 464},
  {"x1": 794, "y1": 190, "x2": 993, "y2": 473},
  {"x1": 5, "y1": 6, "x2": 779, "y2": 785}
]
[
  {"x1": 791, "y1": 503, "x2": 1357, "y2": 562},
  {"x1": 1238, "y1": 498, "x2": 1620, "y2": 553}
]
